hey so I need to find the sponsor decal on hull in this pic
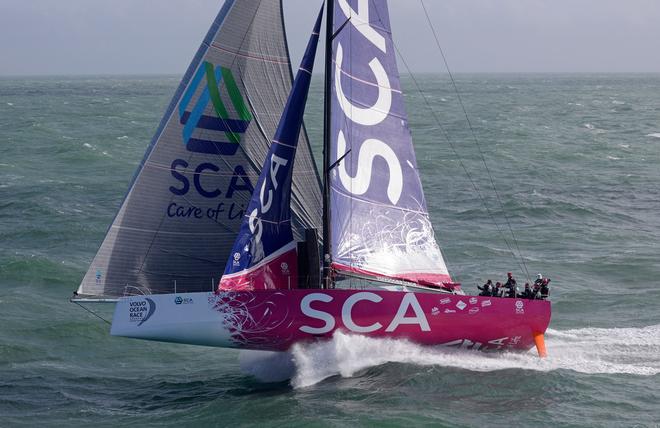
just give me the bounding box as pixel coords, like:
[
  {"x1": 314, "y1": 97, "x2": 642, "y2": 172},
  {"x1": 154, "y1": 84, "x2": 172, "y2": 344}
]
[
  {"x1": 129, "y1": 298, "x2": 156, "y2": 326},
  {"x1": 174, "y1": 296, "x2": 194, "y2": 305}
]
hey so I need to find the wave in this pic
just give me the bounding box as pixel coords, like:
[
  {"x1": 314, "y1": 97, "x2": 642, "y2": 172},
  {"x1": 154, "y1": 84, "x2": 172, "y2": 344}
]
[
  {"x1": 239, "y1": 325, "x2": 660, "y2": 387},
  {"x1": 646, "y1": 133, "x2": 660, "y2": 138}
]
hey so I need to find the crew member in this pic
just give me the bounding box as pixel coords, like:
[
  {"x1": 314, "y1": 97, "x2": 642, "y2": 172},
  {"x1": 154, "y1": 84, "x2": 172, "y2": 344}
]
[
  {"x1": 540, "y1": 278, "x2": 551, "y2": 299},
  {"x1": 532, "y1": 282, "x2": 541, "y2": 299},
  {"x1": 504, "y1": 272, "x2": 517, "y2": 288},
  {"x1": 518, "y1": 283, "x2": 533, "y2": 299},
  {"x1": 503, "y1": 272, "x2": 516, "y2": 297},
  {"x1": 493, "y1": 282, "x2": 503, "y2": 297},
  {"x1": 478, "y1": 279, "x2": 493, "y2": 296},
  {"x1": 534, "y1": 274, "x2": 543, "y2": 288}
]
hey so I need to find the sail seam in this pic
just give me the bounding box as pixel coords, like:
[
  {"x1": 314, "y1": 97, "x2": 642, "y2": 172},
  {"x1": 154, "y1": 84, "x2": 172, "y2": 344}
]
[
  {"x1": 330, "y1": 185, "x2": 432, "y2": 216},
  {"x1": 209, "y1": 42, "x2": 291, "y2": 64},
  {"x1": 333, "y1": 63, "x2": 403, "y2": 93}
]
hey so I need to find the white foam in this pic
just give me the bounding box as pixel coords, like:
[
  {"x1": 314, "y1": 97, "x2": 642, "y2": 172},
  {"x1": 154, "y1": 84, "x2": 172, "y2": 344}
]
[
  {"x1": 584, "y1": 123, "x2": 595, "y2": 130},
  {"x1": 646, "y1": 133, "x2": 660, "y2": 138},
  {"x1": 116, "y1": 135, "x2": 129, "y2": 140},
  {"x1": 241, "y1": 325, "x2": 660, "y2": 387}
]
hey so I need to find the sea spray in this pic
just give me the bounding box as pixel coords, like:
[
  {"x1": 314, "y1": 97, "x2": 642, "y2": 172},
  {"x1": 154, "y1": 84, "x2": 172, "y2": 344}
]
[{"x1": 238, "y1": 325, "x2": 660, "y2": 387}]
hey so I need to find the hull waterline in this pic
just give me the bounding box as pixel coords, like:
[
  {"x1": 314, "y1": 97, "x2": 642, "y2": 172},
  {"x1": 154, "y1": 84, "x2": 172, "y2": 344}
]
[{"x1": 111, "y1": 290, "x2": 551, "y2": 354}]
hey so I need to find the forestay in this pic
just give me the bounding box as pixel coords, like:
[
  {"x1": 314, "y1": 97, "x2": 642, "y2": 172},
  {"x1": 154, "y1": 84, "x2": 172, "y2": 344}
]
[
  {"x1": 77, "y1": 0, "x2": 322, "y2": 298},
  {"x1": 219, "y1": 7, "x2": 323, "y2": 291},
  {"x1": 329, "y1": 0, "x2": 451, "y2": 286}
]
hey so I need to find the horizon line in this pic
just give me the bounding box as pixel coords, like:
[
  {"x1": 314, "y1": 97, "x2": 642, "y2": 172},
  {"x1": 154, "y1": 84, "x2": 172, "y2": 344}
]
[{"x1": 2, "y1": 71, "x2": 660, "y2": 79}]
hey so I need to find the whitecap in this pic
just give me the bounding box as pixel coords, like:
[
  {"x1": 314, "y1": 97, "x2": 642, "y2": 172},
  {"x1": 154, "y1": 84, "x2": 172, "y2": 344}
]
[
  {"x1": 583, "y1": 123, "x2": 595, "y2": 130},
  {"x1": 607, "y1": 155, "x2": 621, "y2": 160},
  {"x1": 116, "y1": 135, "x2": 129, "y2": 140},
  {"x1": 611, "y1": 100, "x2": 625, "y2": 105},
  {"x1": 646, "y1": 133, "x2": 660, "y2": 139},
  {"x1": 83, "y1": 143, "x2": 93, "y2": 148},
  {"x1": 6, "y1": 102, "x2": 14, "y2": 106}
]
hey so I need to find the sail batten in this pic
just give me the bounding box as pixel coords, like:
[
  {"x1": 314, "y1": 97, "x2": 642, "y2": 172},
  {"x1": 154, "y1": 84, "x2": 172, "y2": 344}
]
[
  {"x1": 77, "y1": 0, "x2": 322, "y2": 298},
  {"x1": 328, "y1": 0, "x2": 452, "y2": 287}
]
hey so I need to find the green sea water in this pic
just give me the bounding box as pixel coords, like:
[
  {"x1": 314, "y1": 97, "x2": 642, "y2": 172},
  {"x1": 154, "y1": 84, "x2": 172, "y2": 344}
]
[{"x1": 1, "y1": 74, "x2": 659, "y2": 426}]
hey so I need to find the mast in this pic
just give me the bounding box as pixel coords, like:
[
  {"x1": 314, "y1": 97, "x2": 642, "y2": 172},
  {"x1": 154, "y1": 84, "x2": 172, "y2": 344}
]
[{"x1": 322, "y1": 0, "x2": 334, "y2": 289}]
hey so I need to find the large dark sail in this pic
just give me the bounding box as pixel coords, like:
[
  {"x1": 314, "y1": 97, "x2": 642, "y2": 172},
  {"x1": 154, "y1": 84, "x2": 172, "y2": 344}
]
[{"x1": 77, "y1": 1, "x2": 322, "y2": 298}]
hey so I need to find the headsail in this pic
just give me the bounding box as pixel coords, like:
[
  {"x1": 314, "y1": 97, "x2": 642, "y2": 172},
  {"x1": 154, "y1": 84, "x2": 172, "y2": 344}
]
[
  {"x1": 328, "y1": 0, "x2": 452, "y2": 286},
  {"x1": 76, "y1": 0, "x2": 322, "y2": 298},
  {"x1": 219, "y1": 7, "x2": 323, "y2": 291}
]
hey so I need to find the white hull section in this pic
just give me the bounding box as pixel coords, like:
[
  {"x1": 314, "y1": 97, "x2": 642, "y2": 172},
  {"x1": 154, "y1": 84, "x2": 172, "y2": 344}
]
[{"x1": 111, "y1": 292, "x2": 236, "y2": 348}]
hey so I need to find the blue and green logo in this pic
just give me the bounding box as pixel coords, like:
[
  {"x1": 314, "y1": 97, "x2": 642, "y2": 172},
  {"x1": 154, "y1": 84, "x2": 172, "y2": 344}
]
[{"x1": 178, "y1": 61, "x2": 252, "y2": 155}]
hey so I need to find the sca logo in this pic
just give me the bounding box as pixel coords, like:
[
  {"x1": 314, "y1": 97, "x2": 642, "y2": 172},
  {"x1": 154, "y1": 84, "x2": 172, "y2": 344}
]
[
  {"x1": 178, "y1": 61, "x2": 252, "y2": 155},
  {"x1": 174, "y1": 296, "x2": 193, "y2": 305}
]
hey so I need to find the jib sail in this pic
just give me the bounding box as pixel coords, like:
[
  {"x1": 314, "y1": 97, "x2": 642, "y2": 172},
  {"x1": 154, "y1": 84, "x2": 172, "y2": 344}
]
[
  {"x1": 76, "y1": 0, "x2": 322, "y2": 298},
  {"x1": 328, "y1": 0, "x2": 452, "y2": 286}
]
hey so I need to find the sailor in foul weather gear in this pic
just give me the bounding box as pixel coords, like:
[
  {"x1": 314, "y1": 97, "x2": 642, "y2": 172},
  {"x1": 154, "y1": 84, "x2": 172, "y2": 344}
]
[
  {"x1": 518, "y1": 283, "x2": 533, "y2": 299},
  {"x1": 478, "y1": 279, "x2": 493, "y2": 296},
  {"x1": 534, "y1": 274, "x2": 543, "y2": 288},
  {"x1": 502, "y1": 273, "x2": 516, "y2": 297},
  {"x1": 540, "y1": 278, "x2": 551, "y2": 299},
  {"x1": 532, "y1": 282, "x2": 541, "y2": 299},
  {"x1": 493, "y1": 282, "x2": 503, "y2": 297}
]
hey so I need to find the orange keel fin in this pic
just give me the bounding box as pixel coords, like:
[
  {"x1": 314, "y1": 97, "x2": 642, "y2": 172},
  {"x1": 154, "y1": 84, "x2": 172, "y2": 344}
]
[{"x1": 533, "y1": 332, "x2": 548, "y2": 358}]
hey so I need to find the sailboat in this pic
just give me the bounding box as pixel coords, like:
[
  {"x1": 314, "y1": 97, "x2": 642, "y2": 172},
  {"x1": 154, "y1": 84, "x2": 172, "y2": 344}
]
[{"x1": 73, "y1": 0, "x2": 551, "y2": 356}]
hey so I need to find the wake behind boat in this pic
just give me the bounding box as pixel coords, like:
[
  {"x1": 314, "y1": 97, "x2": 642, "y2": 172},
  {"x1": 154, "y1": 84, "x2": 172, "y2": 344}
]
[{"x1": 73, "y1": 0, "x2": 551, "y2": 357}]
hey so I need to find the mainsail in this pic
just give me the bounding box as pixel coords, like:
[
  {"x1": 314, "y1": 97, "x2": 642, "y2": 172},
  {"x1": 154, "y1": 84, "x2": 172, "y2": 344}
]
[
  {"x1": 77, "y1": 1, "x2": 322, "y2": 298},
  {"x1": 219, "y1": 7, "x2": 323, "y2": 291},
  {"x1": 328, "y1": 0, "x2": 452, "y2": 286}
]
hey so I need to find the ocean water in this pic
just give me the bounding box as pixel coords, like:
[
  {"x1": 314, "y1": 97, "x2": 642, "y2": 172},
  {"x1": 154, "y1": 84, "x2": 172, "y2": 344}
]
[{"x1": 1, "y1": 74, "x2": 659, "y2": 426}]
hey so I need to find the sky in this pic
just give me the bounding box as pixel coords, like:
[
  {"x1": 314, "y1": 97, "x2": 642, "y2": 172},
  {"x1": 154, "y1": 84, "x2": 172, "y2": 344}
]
[{"x1": 1, "y1": 0, "x2": 660, "y2": 76}]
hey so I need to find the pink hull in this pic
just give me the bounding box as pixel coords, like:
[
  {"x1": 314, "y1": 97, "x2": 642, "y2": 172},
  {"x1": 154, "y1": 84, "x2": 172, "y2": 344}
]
[{"x1": 208, "y1": 289, "x2": 551, "y2": 353}]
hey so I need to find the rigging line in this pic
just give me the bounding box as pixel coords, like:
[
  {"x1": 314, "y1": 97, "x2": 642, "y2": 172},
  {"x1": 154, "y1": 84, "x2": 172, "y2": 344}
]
[
  {"x1": 387, "y1": 27, "x2": 525, "y2": 278},
  {"x1": 72, "y1": 300, "x2": 112, "y2": 325},
  {"x1": 418, "y1": 0, "x2": 531, "y2": 282}
]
